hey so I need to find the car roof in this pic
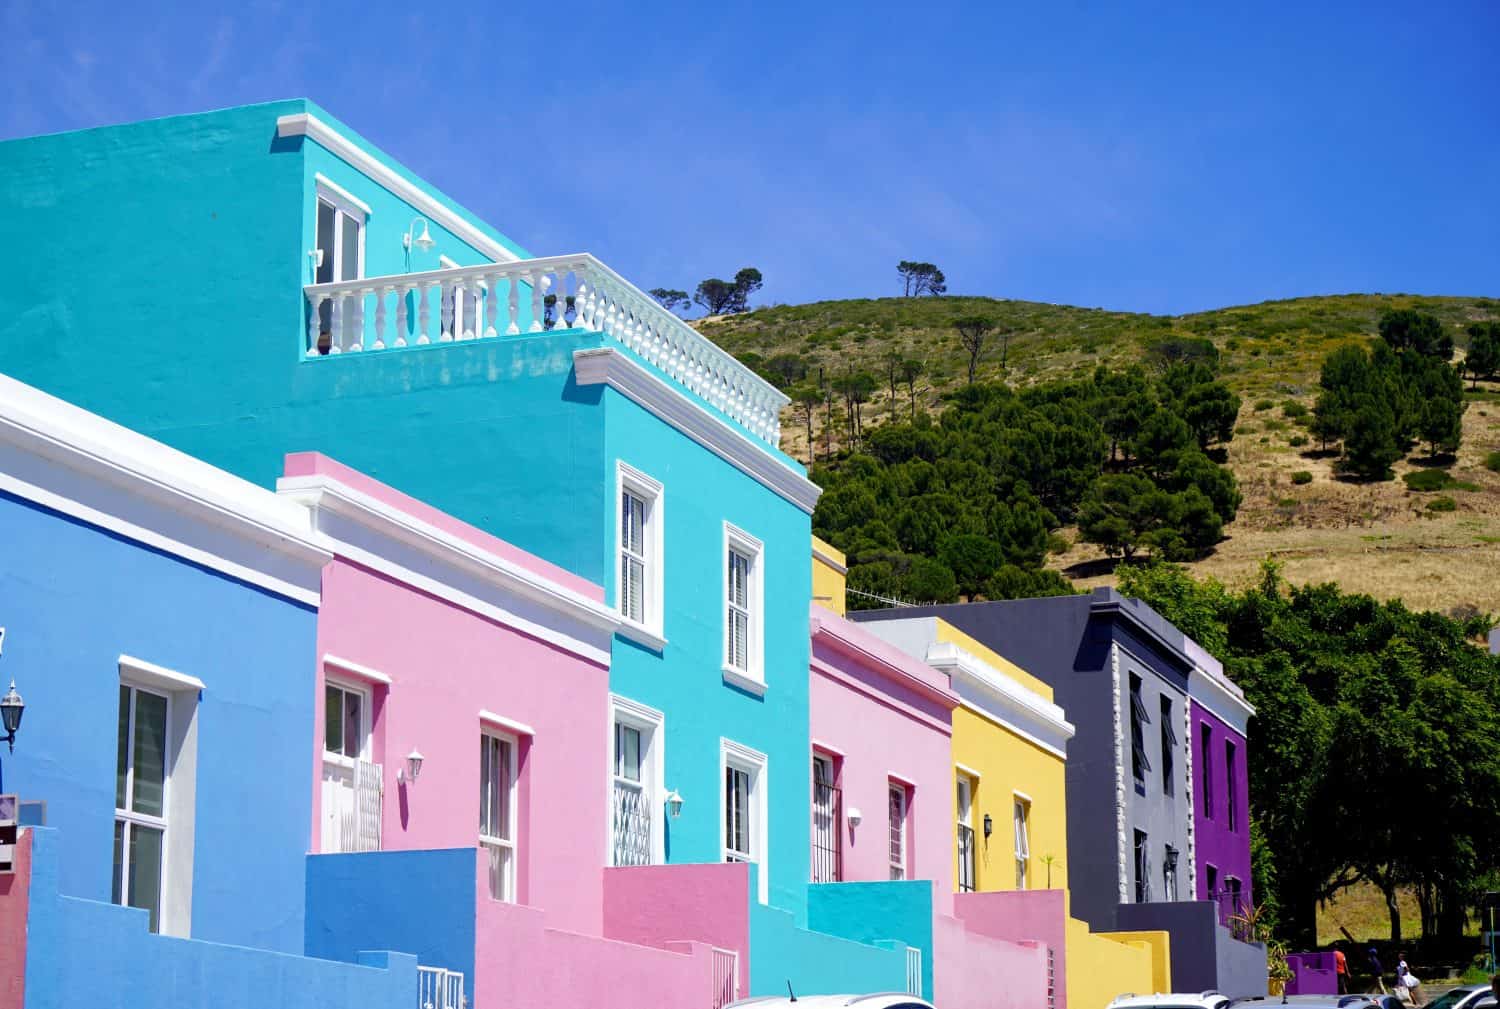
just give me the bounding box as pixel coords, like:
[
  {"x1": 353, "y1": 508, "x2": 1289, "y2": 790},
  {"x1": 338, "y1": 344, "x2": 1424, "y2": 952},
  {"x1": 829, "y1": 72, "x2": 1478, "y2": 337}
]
[
  {"x1": 1108, "y1": 993, "x2": 1230, "y2": 1009},
  {"x1": 724, "y1": 995, "x2": 935, "y2": 1009}
]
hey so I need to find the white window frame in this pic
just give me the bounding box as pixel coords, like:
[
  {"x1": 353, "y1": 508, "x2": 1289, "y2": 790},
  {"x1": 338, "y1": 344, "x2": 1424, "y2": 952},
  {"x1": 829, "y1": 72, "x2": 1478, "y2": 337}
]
[
  {"x1": 314, "y1": 178, "x2": 367, "y2": 284},
  {"x1": 114, "y1": 655, "x2": 201, "y2": 940},
  {"x1": 615, "y1": 461, "x2": 665, "y2": 650},
  {"x1": 721, "y1": 523, "x2": 765, "y2": 694},
  {"x1": 1013, "y1": 793, "x2": 1032, "y2": 890},
  {"x1": 721, "y1": 738, "x2": 769, "y2": 904},
  {"x1": 608, "y1": 695, "x2": 666, "y2": 866},
  {"x1": 323, "y1": 679, "x2": 372, "y2": 770},
  {"x1": 956, "y1": 773, "x2": 976, "y2": 893},
  {"x1": 114, "y1": 683, "x2": 171, "y2": 934},
  {"x1": 888, "y1": 781, "x2": 909, "y2": 881},
  {"x1": 479, "y1": 728, "x2": 519, "y2": 902}
]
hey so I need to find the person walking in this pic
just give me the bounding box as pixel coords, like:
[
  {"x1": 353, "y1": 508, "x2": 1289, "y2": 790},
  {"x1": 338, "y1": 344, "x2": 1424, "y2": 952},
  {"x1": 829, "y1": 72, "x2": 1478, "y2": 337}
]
[
  {"x1": 1397, "y1": 952, "x2": 1424, "y2": 1006},
  {"x1": 1368, "y1": 949, "x2": 1388, "y2": 995},
  {"x1": 1335, "y1": 947, "x2": 1350, "y2": 994}
]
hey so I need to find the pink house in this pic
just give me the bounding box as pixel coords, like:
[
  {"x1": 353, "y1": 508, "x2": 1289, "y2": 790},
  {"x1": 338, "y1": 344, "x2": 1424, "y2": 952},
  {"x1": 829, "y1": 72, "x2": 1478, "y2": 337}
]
[{"x1": 282, "y1": 454, "x2": 743, "y2": 1009}]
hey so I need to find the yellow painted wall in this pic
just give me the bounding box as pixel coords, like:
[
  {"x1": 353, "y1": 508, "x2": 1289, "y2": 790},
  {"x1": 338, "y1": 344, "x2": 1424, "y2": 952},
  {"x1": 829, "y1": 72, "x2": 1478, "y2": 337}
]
[
  {"x1": 934, "y1": 618, "x2": 1054, "y2": 702},
  {"x1": 1066, "y1": 919, "x2": 1170, "y2": 1009},
  {"x1": 811, "y1": 536, "x2": 846, "y2": 616}
]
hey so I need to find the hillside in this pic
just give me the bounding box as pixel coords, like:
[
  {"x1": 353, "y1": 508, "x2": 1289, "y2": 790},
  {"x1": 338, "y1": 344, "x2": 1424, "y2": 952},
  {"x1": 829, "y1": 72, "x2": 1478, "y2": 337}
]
[{"x1": 696, "y1": 293, "x2": 1500, "y2": 616}]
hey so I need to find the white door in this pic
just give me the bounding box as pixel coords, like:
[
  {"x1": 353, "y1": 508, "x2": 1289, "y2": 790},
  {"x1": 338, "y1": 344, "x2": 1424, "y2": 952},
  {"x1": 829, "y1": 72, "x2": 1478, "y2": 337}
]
[{"x1": 322, "y1": 682, "x2": 371, "y2": 852}]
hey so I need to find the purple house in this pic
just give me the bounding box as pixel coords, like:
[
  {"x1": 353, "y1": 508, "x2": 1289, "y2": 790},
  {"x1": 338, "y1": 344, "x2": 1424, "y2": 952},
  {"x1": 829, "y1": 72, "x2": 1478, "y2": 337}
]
[{"x1": 1184, "y1": 637, "x2": 1254, "y2": 921}]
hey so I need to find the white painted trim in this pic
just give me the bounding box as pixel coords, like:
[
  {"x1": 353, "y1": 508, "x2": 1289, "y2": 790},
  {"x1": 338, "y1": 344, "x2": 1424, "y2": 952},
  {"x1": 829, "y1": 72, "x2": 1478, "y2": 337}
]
[
  {"x1": 887, "y1": 770, "x2": 918, "y2": 788},
  {"x1": 954, "y1": 761, "x2": 983, "y2": 781},
  {"x1": 720, "y1": 737, "x2": 769, "y2": 904},
  {"x1": 1187, "y1": 664, "x2": 1254, "y2": 735},
  {"x1": 479, "y1": 710, "x2": 536, "y2": 737},
  {"x1": 924, "y1": 641, "x2": 1075, "y2": 758},
  {"x1": 323, "y1": 653, "x2": 393, "y2": 687},
  {"x1": 0, "y1": 375, "x2": 329, "y2": 606},
  {"x1": 118, "y1": 655, "x2": 205, "y2": 693},
  {"x1": 722, "y1": 522, "x2": 765, "y2": 688},
  {"x1": 314, "y1": 173, "x2": 372, "y2": 217},
  {"x1": 610, "y1": 694, "x2": 666, "y2": 866},
  {"x1": 278, "y1": 472, "x2": 618, "y2": 666},
  {"x1": 617, "y1": 621, "x2": 668, "y2": 653},
  {"x1": 278, "y1": 112, "x2": 520, "y2": 264},
  {"x1": 811, "y1": 542, "x2": 847, "y2": 575},
  {"x1": 577, "y1": 349, "x2": 821, "y2": 515},
  {"x1": 811, "y1": 739, "x2": 847, "y2": 759},
  {"x1": 614, "y1": 460, "x2": 665, "y2": 642},
  {"x1": 1012, "y1": 789, "x2": 1034, "y2": 804},
  {"x1": 721, "y1": 665, "x2": 768, "y2": 697}
]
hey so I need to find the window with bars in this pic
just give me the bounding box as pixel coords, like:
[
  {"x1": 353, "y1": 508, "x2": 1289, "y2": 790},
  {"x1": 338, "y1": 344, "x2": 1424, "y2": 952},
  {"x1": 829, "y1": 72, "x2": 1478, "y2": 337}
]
[
  {"x1": 812, "y1": 755, "x2": 841, "y2": 883},
  {"x1": 1164, "y1": 844, "x2": 1179, "y2": 901},
  {"x1": 888, "y1": 783, "x2": 908, "y2": 881},
  {"x1": 1129, "y1": 673, "x2": 1151, "y2": 785},
  {"x1": 1013, "y1": 797, "x2": 1031, "y2": 890},
  {"x1": 114, "y1": 684, "x2": 170, "y2": 933},
  {"x1": 1133, "y1": 830, "x2": 1151, "y2": 903},
  {"x1": 1159, "y1": 696, "x2": 1176, "y2": 796},
  {"x1": 956, "y1": 777, "x2": 976, "y2": 893},
  {"x1": 480, "y1": 732, "x2": 517, "y2": 901},
  {"x1": 612, "y1": 722, "x2": 652, "y2": 867}
]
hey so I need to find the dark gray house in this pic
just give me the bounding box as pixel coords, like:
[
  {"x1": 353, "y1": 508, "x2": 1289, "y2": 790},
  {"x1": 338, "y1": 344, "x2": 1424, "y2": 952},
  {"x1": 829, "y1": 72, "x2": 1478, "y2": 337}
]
[{"x1": 854, "y1": 587, "x2": 1267, "y2": 998}]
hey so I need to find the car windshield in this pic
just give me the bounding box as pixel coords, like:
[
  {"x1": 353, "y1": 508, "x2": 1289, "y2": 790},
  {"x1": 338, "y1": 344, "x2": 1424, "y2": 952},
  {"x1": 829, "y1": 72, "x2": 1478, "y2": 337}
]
[{"x1": 1423, "y1": 989, "x2": 1474, "y2": 1009}]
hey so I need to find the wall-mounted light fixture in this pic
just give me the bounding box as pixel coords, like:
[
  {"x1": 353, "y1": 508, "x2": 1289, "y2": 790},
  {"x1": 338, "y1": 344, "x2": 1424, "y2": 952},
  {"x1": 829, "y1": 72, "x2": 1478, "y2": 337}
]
[
  {"x1": 847, "y1": 806, "x2": 862, "y2": 828},
  {"x1": 308, "y1": 248, "x2": 325, "y2": 271},
  {"x1": 982, "y1": 813, "x2": 993, "y2": 841},
  {"x1": 665, "y1": 789, "x2": 684, "y2": 819},
  {"x1": 397, "y1": 748, "x2": 424, "y2": 785},
  {"x1": 403, "y1": 217, "x2": 435, "y2": 256},
  {"x1": 0, "y1": 629, "x2": 21, "y2": 754}
]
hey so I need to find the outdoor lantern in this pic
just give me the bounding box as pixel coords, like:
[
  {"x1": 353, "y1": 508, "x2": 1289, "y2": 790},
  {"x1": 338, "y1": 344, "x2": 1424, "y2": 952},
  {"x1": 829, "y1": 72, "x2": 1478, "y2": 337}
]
[
  {"x1": 847, "y1": 806, "x2": 862, "y2": 828},
  {"x1": 398, "y1": 748, "x2": 424, "y2": 785},
  {"x1": 666, "y1": 789, "x2": 684, "y2": 819},
  {"x1": 982, "y1": 813, "x2": 993, "y2": 840},
  {"x1": 403, "y1": 217, "x2": 435, "y2": 254},
  {"x1": 0, "y1": 680, "x2": 23, "y2": 753}
]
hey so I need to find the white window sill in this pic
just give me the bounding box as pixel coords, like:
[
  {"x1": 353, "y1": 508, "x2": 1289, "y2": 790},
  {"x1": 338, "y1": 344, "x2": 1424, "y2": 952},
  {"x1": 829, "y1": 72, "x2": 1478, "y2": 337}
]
[
  {"x1": 721, "y1": 665, "x2": 767, "y2": 696},
  {"x1": 617, "y1": 620, "x2": 667, "y2": 653}
]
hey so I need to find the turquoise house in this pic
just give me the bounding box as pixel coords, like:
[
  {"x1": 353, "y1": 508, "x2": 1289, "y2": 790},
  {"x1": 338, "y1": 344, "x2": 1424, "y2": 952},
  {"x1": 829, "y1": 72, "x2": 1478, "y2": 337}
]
[{"x1": 0, "y1": 101, "x2": 932, "y2": 997}]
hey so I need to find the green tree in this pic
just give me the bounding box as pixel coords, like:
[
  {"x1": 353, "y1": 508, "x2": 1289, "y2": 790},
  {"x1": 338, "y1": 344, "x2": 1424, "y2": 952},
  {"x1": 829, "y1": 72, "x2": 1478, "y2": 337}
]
[
  {"x1": 1464, "y1": 322, "x2": 1500, "y2": 388},
  {"x1": 899, "y1": 358, "x2": 926, "y2": 420},
  {"x1": 953, "y1": 316, "x2": 996, "y2": 384},
  {"x1": 897, "y1": 261, "x2": 947, "y2": 296},
  {"x1": 1379, "y1": 308, "x2": 1454, "y2": 360},
  {"x1": 937, "y1": 533, "x2": 1005, "y2": 598},
  {"x1": 648, "y1": 288, "x2": 690, "y2": 312},
  {"x1": 1337, "y1": 395, "x2": 1402, "y2": 480},
  {"x1": 791, "y1": 384, "x2": 822, "y2": 464},
  {"x1": 1078, "y1": 473, "x2": 1170, "y2": 560}
]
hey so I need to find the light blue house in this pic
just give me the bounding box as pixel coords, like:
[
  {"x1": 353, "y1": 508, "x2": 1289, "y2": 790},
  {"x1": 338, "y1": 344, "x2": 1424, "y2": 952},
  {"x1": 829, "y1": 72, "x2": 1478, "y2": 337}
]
[
  {"x1": 0, "y1": 101, "x2": 930, "y2": 998},
  {"x1": 0, "y1": 374, "x2": 416, "y2": 1008}
]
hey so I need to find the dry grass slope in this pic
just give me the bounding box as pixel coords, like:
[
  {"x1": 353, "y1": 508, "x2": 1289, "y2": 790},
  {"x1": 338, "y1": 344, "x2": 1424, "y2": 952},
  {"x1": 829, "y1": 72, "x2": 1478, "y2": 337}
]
[{"x1": 698, "y1": 293, "x2": 1500, "y2": 616}]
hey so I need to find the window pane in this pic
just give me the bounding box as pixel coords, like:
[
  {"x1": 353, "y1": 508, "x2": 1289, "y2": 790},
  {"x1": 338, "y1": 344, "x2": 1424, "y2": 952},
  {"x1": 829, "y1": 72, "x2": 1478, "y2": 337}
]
[
  {"x1": 729, "y1": 610, "x2": 748, "y2": 670},
  {"x1": 342, "y1": 690, "x2": 361, "y2": 759},
  {"x1": 315, "y1": 200, "x2": 335, "y2": 284},
  {"x1": 480, "y1": 736, "x2": 493, "y2": 835},
  {"x1": 324, "y1": 686, "x2": 343, "y2": 757},
  {"x1": 127, "y1": 823, "x2": 165, "y2": 933},
  {"x1": 130, "y1": 691, "x2": 168, "y2": 817},
  {"x1": 623, "y1": 557, "x2": 644, "y2": 623},
  {"x1": 115, "y1": 685, "x2": 130, "y2": 809},
  {"x1": 494, "y1": 739, "x2": 512, "y2": 841},
  {"x1": 112, "y1": 819, "x2": 125, "y2": 906},
  {"x1": 617, "y1": 725, "x2": 641, "y2": 782},
  {"x1": 338, "y1": 211, "x2": 360, "y2": 281}
]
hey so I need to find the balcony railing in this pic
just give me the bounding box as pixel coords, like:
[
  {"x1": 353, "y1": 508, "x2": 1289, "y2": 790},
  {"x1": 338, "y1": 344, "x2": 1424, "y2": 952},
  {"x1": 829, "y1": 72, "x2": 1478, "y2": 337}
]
[
  {"x1": 711, "y1": 947, "x2": 740, "y2": 1009},
  {"x1": 957, "y1": 824, "x2": 976, "y2": 892},
  {"x1": 416, "y1": 966, "x2": 465, "y2": 1009},
  {"x1": 812, "y1": 781, "x2": 841, "y2": 883},
  {"x1": 302, "y1": 254, "x2": 787, "y2": 446}
]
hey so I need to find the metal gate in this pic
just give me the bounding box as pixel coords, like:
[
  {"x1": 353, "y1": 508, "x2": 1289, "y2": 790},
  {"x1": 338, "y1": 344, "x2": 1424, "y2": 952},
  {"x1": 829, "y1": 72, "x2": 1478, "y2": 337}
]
[
  {"x1": 711, "y1": 947, "x2": 739, "y2": 1009},
  {"x1": 904, "y1": 946, "x2": 922, "y2": 997},
  {"x1": 417, "y1": 966, "x2": 465, "y2": 1009}
]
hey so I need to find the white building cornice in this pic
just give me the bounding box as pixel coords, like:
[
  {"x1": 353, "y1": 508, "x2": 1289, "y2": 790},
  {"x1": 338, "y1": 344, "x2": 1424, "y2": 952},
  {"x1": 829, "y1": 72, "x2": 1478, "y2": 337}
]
[
  {"x1": 277, "y1": 112, "x2": 521, "y2": 265},
  {"x1": 0, "y1": 374, "x2": 329, "y2": 605},
  {"x1": 277, "y1": 472, "x2": 619, "y2": 666},
  {"x1": 924, "y1": 640, "x2": 1076, "y2": 759},
  {"x1": 1188, "y1": 665, "x2": 1254, "y2": 735},
  {"x1": 573, "y1": 347, "x2": 821, "y2": 515}
]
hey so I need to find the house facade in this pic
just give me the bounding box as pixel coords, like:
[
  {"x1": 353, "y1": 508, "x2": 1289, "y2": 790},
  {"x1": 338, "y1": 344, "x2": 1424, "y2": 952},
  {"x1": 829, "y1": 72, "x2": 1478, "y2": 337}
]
[{"x1": 854, "y1": 588, "x2": 1266, "y2": 999}]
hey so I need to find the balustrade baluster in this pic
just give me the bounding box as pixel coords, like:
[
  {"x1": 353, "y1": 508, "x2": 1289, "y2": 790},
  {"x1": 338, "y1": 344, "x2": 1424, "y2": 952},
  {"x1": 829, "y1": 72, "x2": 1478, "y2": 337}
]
[
  {"x1": 576, "y1": 276, "x2": 595, "y2": 330},
  {"x1": 506, "y1": 275, "x2": 521, "y2": 335},
  {"x1": 484, "y1": 273, "x2": 502, "y2": 337},
  {"x1": 395, "y1": 285, "x2": 410, "y2": 347},
  {"x1": 529, "y1": 272, "x2": 545, "y2": 332},
  {"x1": 307, "y1": 293, "x2": 325, "y2": 356},
  {"x1": 373, "y1": 286, "x2": 388, "y2": 349},
  {"x1": 417, "y1": 283, "x2": 432, "y2": 344},
  {"x1": 349, "y1": 288, "x2": 366, "y2": 352},
  {"x1": 440, "y1": 279, "x2": 456, "y2": 341},
  {"x1": 329, "y1": 295, "x2": 345, "y2": 354}
]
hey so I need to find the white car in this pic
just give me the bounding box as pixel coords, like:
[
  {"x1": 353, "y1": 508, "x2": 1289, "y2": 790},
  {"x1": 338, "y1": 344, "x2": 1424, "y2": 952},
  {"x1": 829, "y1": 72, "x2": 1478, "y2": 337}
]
[
  {"x1": 1108, "y1": 992, "x2": 1231, "y2": 1009},
  {"x1": 726, "y1": 995, "x2": 935, "y2": 1009}
]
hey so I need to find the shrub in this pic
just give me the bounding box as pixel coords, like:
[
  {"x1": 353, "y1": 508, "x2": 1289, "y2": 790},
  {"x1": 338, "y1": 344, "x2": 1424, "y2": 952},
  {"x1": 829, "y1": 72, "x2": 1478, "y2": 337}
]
[
  {"x1": 1254, "y1": 399, "x2": 1275, "y2": 411},
  {"x1": 1289, "y1": 435, "x2": 1309, "y2": 447},
  {"x1": 1485, "y1": 451, "x2": 1500, "y2": 473},
  {"x1": 1277, "y1": 497, "x2": 1298, "y2": 508},
  {"x1": 1291, "y1": 471, "x2": 1312, "y2": 485},
  {"x1": 1427, "y1": 496, "x2": 1457, "y2": 512},
  {"x1": 1403, "y1": 469, "x2": 1451, "y2": 492},
  {"x1": 1282, "y1": 401, "x2": 1309, "y2": 419}
]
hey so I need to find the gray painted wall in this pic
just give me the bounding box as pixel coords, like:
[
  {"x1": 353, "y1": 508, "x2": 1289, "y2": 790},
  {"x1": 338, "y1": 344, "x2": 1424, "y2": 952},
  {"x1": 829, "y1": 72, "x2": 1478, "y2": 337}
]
[{"x1": 1117, "y1": 900, "x2": 1268, "y2": 998}]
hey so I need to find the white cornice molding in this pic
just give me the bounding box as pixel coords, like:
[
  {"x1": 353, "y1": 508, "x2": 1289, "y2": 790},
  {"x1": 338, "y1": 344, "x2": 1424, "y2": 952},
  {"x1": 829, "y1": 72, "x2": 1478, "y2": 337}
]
[
  {"x1": 1188, "y1": 669, "x2": 1254, "y2": 735},
  {"x1": 574, "y1": 348, "x2": 821, "y2": 515},
  {"x1": 925, "y1": 640, "x2": 1075, "y2": 759},
  {"x1": 323, "y1": 653, "x2": 394, "y2": 686},
  {"x1": 278, "y1": 472, "x2": 619, "y2": 666},
  {"x1": 0, "y1": 375, "x2": 329, "y2": 606},
  {"x1": 119, "y1": 655, "x2": 206, "y2": 693},
  {"x1": 812, "y1": 541, "x2": 847, "y2": 574},
  {"x1": 278, "y1": 112, "x2": 520, "y2": 265}
]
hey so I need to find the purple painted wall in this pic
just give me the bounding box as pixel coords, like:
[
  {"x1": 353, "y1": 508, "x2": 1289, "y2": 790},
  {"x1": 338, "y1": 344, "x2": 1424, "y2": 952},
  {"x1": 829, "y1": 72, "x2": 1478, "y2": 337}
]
[
  {"x1": 1191, "y1": 700, "x2": 1252, "y2": 915},
  {"x1": 1286, "y1": 952, "x2": 1338, "y2": 995}
]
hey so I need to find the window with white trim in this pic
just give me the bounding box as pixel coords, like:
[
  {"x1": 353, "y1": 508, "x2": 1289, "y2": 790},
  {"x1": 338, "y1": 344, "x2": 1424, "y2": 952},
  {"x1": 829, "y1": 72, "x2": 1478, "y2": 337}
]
[
  {"x1": 610, "y1": 696, "x2": 664, "y2": 867},
  {"x1": 956, "y1": 776, "x2": 976, "y2": 893},
  {"x1": 313, "y1": 183, "x2": 365, "y2": 346},
  {"x1": 321, "y1": 679, "x2": 379, "y2": 854},
  {"x1": 616, "y1": 463, "x2": 663, "y2": 636},
  {"x1": 1013, "y1": 796, "x2": 1031, "y2": 890},
  {"x1": 723, "y1": 524, "x2": 764, "y2": 686},
  {"x1": 479, "y1": 730, "x2": 517, "y2": 901},
  {"x1": 113, "y1": 683, "x2": 170, "y2": 933},
  {"x1": 721, "y1": 740, "x2": 768, "y2": 903},
  {"x1": 888, "y1": 782, "x2": 909, "y2": 881}
]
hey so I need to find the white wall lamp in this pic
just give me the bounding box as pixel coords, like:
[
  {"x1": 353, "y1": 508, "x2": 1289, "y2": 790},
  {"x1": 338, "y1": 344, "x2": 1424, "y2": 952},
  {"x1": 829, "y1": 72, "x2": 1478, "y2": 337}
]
[
  {"x1": 403, "y1": 217, "x2": 435, "y2": 256},
  {"x1": 847, "y1": 806, "x2": 862, "y2": 828},
  {"x1": 665, "y1": 789, "x2": 684, "y2": 819},
  {"x1": 397, "y1": 748, "x2": 425, "y2": 785}
]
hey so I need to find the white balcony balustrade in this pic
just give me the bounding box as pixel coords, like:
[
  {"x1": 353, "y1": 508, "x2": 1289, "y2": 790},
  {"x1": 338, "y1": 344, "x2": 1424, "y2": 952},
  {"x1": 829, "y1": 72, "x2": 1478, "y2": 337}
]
[{"x1": 303, "y1": 254, "x2": 786, "y2": 446}]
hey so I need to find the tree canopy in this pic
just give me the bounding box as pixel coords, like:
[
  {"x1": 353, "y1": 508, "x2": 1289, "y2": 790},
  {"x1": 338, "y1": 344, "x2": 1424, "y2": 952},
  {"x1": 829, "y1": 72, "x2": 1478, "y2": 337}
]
[
  {"x1": 897, "y1": 261, "x2": 947, "y2": 297},
  {"x1": 694, "y1": 267, "x2": 764, "y2": 315}
]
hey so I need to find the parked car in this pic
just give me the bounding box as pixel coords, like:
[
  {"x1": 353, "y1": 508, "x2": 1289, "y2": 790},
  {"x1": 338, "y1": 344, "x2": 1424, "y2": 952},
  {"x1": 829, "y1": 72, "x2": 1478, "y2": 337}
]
[
  {"x1": 1420, "y1": 986, "x2": 1497, "y2": 1009},
  {"x1": 1109, "y1": 992, "x2": 1231, "y2": 1009},
  {"x1": 725, "y1": 996, "x2": 935, "y2": 1009},
  {"x1": 1229, "y1": 996, "x2": 1379, "y2": 1009}
]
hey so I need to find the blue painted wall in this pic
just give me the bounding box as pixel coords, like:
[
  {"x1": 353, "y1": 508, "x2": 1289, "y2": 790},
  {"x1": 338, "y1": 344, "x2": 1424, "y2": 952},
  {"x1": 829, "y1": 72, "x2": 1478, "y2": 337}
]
[
  {"x1": 305, "y1": 849, "x2": 477, "y2": 1004},
  {"x1": 23, "y1": 827, "x2": 418, "y2": 1009},
  {"x1": 806, "y1": 881, "x2": 934, "y2": 999},
  {"x1": 0, "y1": 489, "x2": 319, "y2": 953}
]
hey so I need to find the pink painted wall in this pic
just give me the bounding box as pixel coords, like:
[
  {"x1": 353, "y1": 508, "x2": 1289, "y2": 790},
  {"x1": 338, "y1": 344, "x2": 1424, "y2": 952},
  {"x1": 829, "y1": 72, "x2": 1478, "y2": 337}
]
[
  {"x1": 935, "y1": 912, "x2": 1051, "y2": 1009},
  {"x1": 602, "y1": 862, "x2": 752, "y2": 995},
  {"x1": 808, "y1": 608, "x2": 959, "y2": 915},
  {"x1": 302, "y1": 455, "x2": 613, "y2": 937},
  {"x1": 474, "y1": 851, "x2": 721, "y2": 1009},
  {"x1": 955, "y1": 888, "x2": 1068, "y2": 1009},
  {"x1": 0, "y1": 830, "x2": 31, "y2": 1009}
]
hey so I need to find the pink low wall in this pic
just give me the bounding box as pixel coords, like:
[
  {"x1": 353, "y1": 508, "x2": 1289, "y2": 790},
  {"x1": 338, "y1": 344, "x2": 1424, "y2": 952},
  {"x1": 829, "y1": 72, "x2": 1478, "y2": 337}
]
[
  {"x1": 955, "y1": 888, "x2": 1068, "y2": 1009},
  {"x1": 602, "y1": 862, "x2": 752, "y2": 995},
  {"x1": 0, "y1": 830, "x2": 31, "y2": 1009},
  {"x1": 935, "y1": 912, "x2": 1050, "y2": 1009},
  {"x1": 476, "y1": 852, "x2": 720, "y2": 1009}
]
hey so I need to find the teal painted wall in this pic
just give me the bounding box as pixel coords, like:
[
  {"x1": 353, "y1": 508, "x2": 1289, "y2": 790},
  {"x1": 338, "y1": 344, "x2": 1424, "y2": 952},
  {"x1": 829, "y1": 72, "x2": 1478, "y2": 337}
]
[
  {"x1": 806, "y1": 881, "x2": 935, "y2": 999},
  {"x1": 749, "y1": 901, "x2": 906, "y2": 997}
]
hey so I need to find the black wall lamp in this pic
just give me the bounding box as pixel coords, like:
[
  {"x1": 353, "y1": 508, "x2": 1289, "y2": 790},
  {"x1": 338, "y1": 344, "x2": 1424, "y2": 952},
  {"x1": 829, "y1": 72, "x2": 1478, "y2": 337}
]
[
  {"x1": 0, "y1": 627, "x2": 22, "y2": 752},
  {"x1": 982, "y1": 813, "x2": 993, "y2": 841}
]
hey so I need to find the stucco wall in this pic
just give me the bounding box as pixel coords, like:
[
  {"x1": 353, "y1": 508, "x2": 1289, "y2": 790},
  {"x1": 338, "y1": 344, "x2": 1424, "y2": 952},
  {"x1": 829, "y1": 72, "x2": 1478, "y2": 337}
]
[
  {"x1": 933, "y1": 912, "x2": 1051, "y2": 1009},
  {"x1": 0, "y1": 830, "x2": 30, "y2": 1009},
  {"x1": 956, "y1": 889, "x2": 1069, "y2": 1009},
  {"x1": 1117, "y1": 899, "x2": 1267, "y2": 998},
  {"x1": 1191, "y1": 701, "x2": 1252, "y2": 908},
  {"x1": 804, "y1": 881, "x2": 932, "y2": 997},
  {"x1": 603, "y1": 862, "x2": 753, "y2": 994},
  {"x1": 1064, "y1": 919, "x2": 1171, "y2": 1009},
  {"x1": 0, "y1": 488, "x2": 318, "y2": 953}
]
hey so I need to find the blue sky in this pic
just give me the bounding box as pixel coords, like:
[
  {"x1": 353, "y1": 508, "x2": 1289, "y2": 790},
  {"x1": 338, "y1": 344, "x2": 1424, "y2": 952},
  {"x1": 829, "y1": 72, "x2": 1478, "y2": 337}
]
[{"x1": 3, "y1": 1, "x2": 1496, "y2": 314}]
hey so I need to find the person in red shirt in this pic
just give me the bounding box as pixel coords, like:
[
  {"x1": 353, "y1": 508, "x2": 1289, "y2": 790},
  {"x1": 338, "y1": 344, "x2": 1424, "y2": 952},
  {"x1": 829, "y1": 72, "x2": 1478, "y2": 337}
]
[{"x1": 1335, "y1": 948, "x2": 1350, "y2": 994}]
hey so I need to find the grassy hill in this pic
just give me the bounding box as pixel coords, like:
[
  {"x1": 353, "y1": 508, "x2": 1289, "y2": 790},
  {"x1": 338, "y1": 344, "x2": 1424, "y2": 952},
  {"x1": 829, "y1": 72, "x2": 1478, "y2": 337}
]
[{"x1": 697, "y1": 293, "x2": 1500, "y2": 616}]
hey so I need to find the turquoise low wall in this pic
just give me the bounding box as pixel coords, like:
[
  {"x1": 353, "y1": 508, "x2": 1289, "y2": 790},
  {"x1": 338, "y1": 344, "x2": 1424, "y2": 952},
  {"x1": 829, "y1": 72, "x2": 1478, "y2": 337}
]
[
  {"x1": 749, "y1": 900, "x2": 907, "y2": 998},
  {"x1": 806, "y1": 880, "x2": 934, "y2": 999},
  {"x1": 23, "y1": 828, "x2": 417, "y2": 1009}
]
